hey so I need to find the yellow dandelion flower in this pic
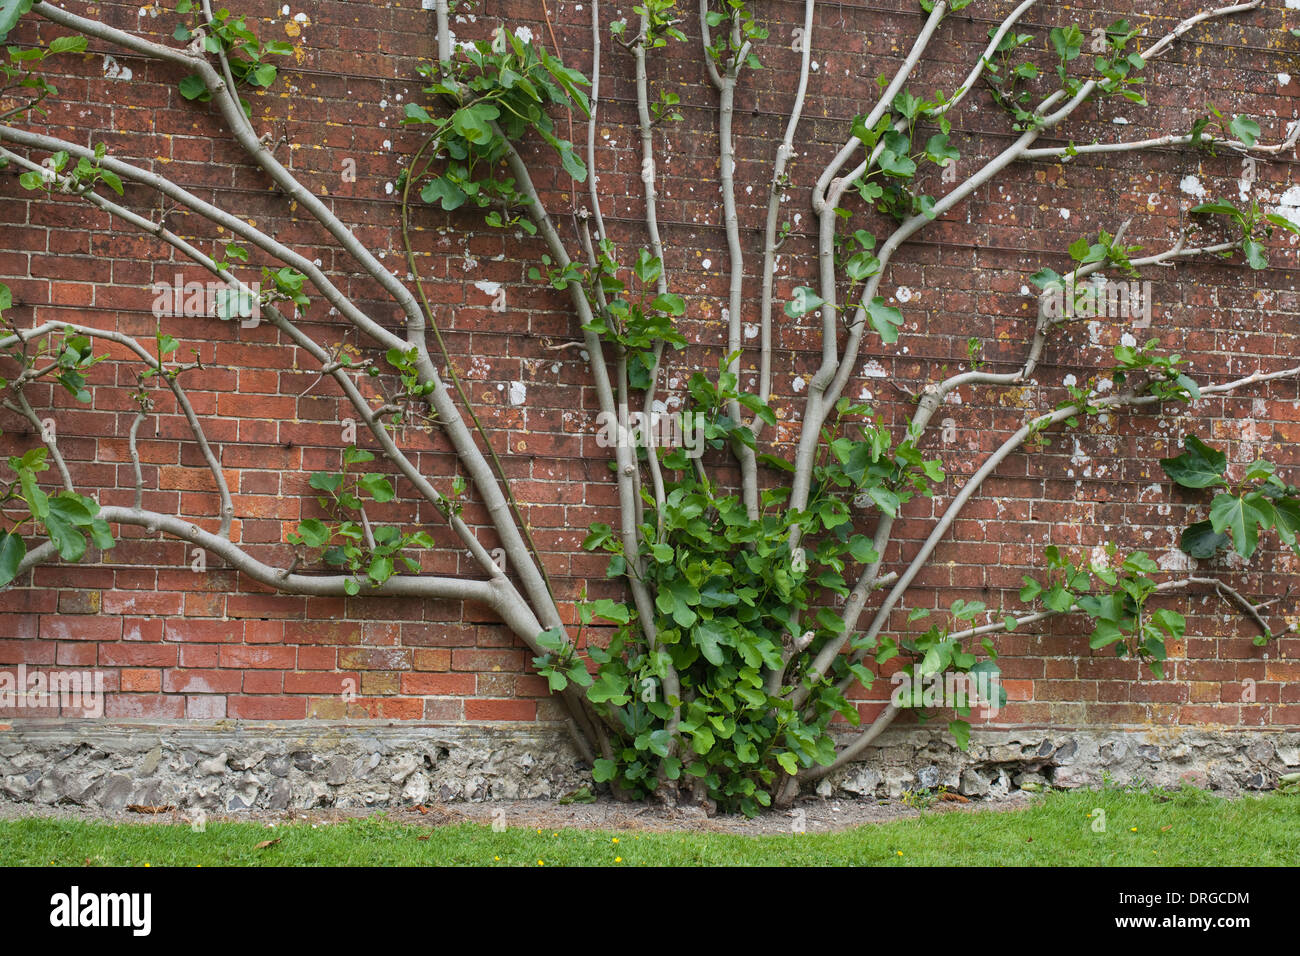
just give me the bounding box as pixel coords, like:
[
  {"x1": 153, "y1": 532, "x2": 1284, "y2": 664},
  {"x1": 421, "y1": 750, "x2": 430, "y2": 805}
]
[
  {"x1": 612, "y1": 837, "x2": 619, "y2": 844},
  {"x1": 537, "y1": 859, "x2": 545, "y2": 866},
  {"x1": 494, "y1": 856, "x2": 500, "y2": 861},
  {"x1": 896, "y1": 851, "x2": 903, "y2": 857},
  {"x1": 615, "y1": 856, "x2": 622, "y2": 863},
  {"x1": 1130, "y1": 827, "x2": 1138, "y2": 832}
]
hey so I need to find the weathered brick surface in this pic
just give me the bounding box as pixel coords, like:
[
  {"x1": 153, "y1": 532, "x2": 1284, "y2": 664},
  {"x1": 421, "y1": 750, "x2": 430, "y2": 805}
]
[{"x1": 0, "y1": 0, "x2": 1298, "y2": 730}]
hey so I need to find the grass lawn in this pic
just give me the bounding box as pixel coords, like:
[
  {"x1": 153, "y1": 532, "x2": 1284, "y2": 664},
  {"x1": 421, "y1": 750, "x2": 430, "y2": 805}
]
[{"x1": 2, "y1": 787, "x2": 1296, "y2": 866}]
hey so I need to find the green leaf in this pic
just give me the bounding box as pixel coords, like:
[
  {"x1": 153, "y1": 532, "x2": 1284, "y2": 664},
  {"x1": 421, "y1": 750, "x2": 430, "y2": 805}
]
[
  {"x1": 46, "y1": 492, "x2": 96, "y2": 526},
  {"x1": 924, "y1": 132, "x2": 960, "y2": 166},
  {"x1": 587, "y1": 671, "x2": 631, "y2": 706},
  {"x1": 950, "y1": 599, "x2": 986, "y2": 622},
  {"x1": 1229, "y1": 115, "x2": 1260, "y2": 148},
  {"x1": 451, "y1": 101, "x2": 500, "y2": 143},
  {"x1": 1049, "y1": 25, "x2": 1082, "y2": 61},
  {"x1": 0, "y1": 0, "x2": 32, "y2": 41},
  {"x1": 848, "y1": 536, "x2": 879, "y2": 564},
  {"x1": 1265, "y1": 213, "x2": 1300, "y2": 236},
  {"x1": 949, "y1": 719, "x2": 971, "y2": 751},
  {"x1": 586, "y1": 598, "x2": 630, "y2": 624},
  {"x1": 88, "y1": 518, "x2": 114, "y2": 551},
  {"x1": 784, "y1": 287, "x2": 824, "y2": 318},
  {"x1": 403, "y1": 103, "x2": 432, "y2": 124},
  {"x1": 865, "y1": 484, "x2": 901, "y2": 517},
  {"x1": 1209, "y1": 493, "x2": 1271, "y2": 560},
  {"x1": 249, "y1": 63, "x2": 277, "y2": 88},
  {"x1": 877, "y1": 149, "x2": 916, "y2": 178},
  {"x1": 1242, "y1": 238, "x2": 1268, "y2": 271},
  {"x1": 420, "y1": 177, "x2": 467, "y2": 211},
  {"x1": 367, "y1": 555, "x2": 394, "y2": 585},
  {"x1": 1089, "y1": 620, "x2": 1125, "y2": 649},
  {"x1": 1180, "y1": 519, "x2": 1230, "y2": 559},
  {"x1": 178, "y1": 74, "x2": 209, "y2": 100},
  {"x1": 1189, "y1": 200, "x2": 1244, "y2": 224},
  {"x1": 358, "y1": 473, "x2": 395, "y2": 503},
  {"x1": 1151, "y1": 608, "x2": 1185, "y2": 640},
  {"x1": 1030, "y1": 268, "x2": 1063, "y2": 292},
  {"x1": 1160, "y1": 435, "x2": 1227, "y2": 488},
  {"x1": 651, "y1": 293, "x2": 685, "y2": 316},
  {"x1": 1121, "y1": 551, "x2": 1159, "y2": 576},
  {"x1": 1274, "y1": 498, "x2": 1300, "y2": 550},
  {"x1": 98, "y1": 169, "x2": 124, "y2": 196},
  {"x1": 557, "y1": 142, "x2": 587, "y2": 182},
  {"x1": 309, "y1": 472, "x2": 342, "y2": 493},
  {"x1": 866, "y1": 297, "x2": 904, "y2": 344},
  {"x1": 293, "y1": 518, "x2": 330, "y2": 548},
  {"x1": 46, "y1": 34, "x2": 87, "y2": 55},
  {"x1": 43, "y1": 513, "x2": 85, "y2": 562},
  {"x1": 693, "y1": 619, "x2": 732, "y2": 666},
  {"x1": 845, "y1": 251, "x2": 881, "y2": 281},
  {"x1": 591, "y1": 758, "x2": 617, "y2": 783},
  {"x1": 0, "y1": 530, "x2": 26, "y2": 588},
  {"x1": 919, "y1": 642, "x2": 951, "y2": 676}
]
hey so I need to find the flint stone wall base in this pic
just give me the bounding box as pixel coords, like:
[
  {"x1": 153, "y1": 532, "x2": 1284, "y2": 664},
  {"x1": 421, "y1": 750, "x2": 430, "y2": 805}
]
[{"x1": 0, "y1": 721, "x2": 1295, "y2": 812}]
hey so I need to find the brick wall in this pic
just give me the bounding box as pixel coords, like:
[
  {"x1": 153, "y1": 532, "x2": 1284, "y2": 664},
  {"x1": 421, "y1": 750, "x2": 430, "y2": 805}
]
[{"x1": 1, "y1": 0, "x2": 1298, "y2": 731}]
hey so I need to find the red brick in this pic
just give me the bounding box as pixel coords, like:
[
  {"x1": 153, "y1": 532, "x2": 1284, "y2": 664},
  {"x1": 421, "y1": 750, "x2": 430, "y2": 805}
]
[
  {"x1": 226, "y1": 696, "x2": 308, "y2": 720},
  {"x1": 218, "y1": 646, "x2": 297, "y2": 670},
  {"x1": 464, "y1": 699, "x2": 537, "y2": 722},
  {"x1": 39, "y1": 617, "x2": 122, "y2": 642},
  {"x1": 162, "y1": 669, "x2": 244, "y2": 694},
  {"x1": 98, "y1": 644, "x2": 178, "y2": 668},
  {"x1": 400, "y1": 673, "x2": 476, "y2": 695},
  {"x1": 164, "y1": 620, "x2": 244, "y2": 643},
  {"x1": 120, "y1": 669, "x2": 161, "y2": 693}
]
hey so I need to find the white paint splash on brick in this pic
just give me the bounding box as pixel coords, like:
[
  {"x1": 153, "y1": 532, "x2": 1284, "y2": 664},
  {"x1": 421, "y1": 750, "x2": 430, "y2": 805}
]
[
  {"x1": 103, "y1": 56, "x2": 132, "y2": 81},
  {"x1": 1271, "y1": 184, "x2": 1300, "y2": 226},
  {"x1": 1179, "y1": 174, "x2": 1207, "y2": 199}
]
